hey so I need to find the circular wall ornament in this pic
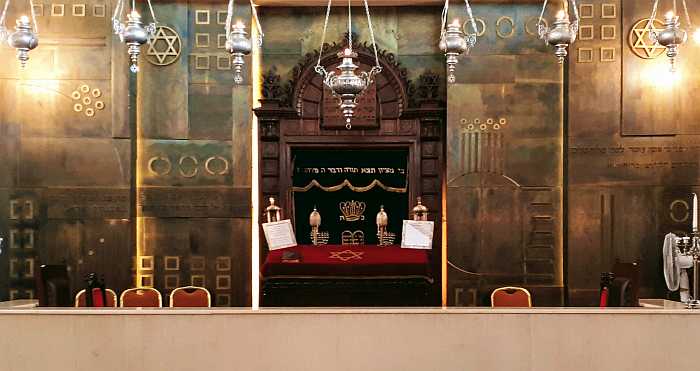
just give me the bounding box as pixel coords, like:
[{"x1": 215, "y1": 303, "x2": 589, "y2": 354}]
[
  {"x1": 525, "y1": 17, "x2": 547, "y2": 36},
  {"x1": 145, "y1": 26, "x2": 182, "y2": 67},
  {"x1": 496, "y1": 16, "x2": 515, "y2": 39},
  {"x1": 205, "y1": 156, "x2": 230, "y2": 176},
  {"x1": 178, "y1": 155, "x2": 199, "y2": 178},
  {"x1": 148, "y1": 156, "x2": 172, "y2": 176},
  {"x1": 628, "y1": 18, "x2": 666, "y2": 59},
  {"x1": 464, "y1": 18, "x2": 486, "y2": 37},
  {"x1": 670, "y1": 199, "x2": 690, "y2": 223}
]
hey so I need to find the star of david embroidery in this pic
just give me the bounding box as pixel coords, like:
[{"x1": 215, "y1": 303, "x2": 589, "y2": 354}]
[
  {"x1": 329, "y1": 250, "x2": 364, "y2": 262},
  {"x1": 628, "y1": 18, "x2": 666, "y2": 59},
  {"x1": 146, "y1": 26, "x2": 181, "y2": 66}
]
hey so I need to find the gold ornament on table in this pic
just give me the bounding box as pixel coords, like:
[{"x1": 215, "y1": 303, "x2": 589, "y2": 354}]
[
  {"x1": 339, "y1": 200, "x2": 366, "y2": 221},
  {"x1": 376, "y1": 205, "x2": 389, "y2": 246},
  {"x1": 412, "y1": 197, "x2": 429, "y2": 221},
  {"x1": 264, "y1": 197, "x2": 282, "y2": 223}
]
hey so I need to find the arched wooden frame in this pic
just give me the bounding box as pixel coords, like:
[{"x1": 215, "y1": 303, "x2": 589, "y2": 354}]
[{"x1": 291, "y1": 45, "x2": 409, "y2": 124}]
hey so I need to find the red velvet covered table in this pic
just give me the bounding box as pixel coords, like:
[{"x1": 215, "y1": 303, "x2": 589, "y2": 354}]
[
  {"x1": 262, "y1": 245, "x2": 431, "y2": 278},
  {"x1": 261, "y1": 245, "x2": 433, "y2": 306}
]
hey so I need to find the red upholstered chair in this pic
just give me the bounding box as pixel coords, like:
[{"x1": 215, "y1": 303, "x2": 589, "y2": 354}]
[
  {"x1": 120, "y1": 288, "x2": 162, "y2": 308},
  {"x1": 170, "y1": 286, "x2": 211, "y2": 307},
  {"x1": 491, "y1": 286, "x2": 532, "y2": 307},
  {"x1": 75, "y1": 288, "x2": 118, "y2": 307}
]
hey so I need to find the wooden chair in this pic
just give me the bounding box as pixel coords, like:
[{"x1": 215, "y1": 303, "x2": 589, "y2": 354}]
[
  {"x1": 75, "y1": 288, "x2": 118, "y2": 307},
  {"x1": 491, "y1": 286, "x2": 532, "y2": 307},
  {"x1": 120, "y1": 288, "x2": 162, "y2": 308},
  {"x1": 170, "y1": 286, "x2": 211, "y2": 307}
]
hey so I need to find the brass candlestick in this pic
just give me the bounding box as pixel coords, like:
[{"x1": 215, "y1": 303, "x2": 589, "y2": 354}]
[{"x1": 675, "y1": 230, "x2": 700, "y2": 309}]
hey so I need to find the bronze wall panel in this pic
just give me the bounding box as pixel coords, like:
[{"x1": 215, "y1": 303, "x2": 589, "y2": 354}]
[
  {"x1": 19, "y1": 138, "x2": 131, "y2": 187},
  {"x1": 621, "y1": 0, "x2": 700, "y2": 135},
  {"x1": 139, "y1": 4, "x2": 189, "y2": 139},
  {"x1": 140, "y1": 217, "x2": 251, "y2": 306},
  {"x1": 138, "y1": 188, "x2": 251, "y2": 218},
  {"x1": 38, "y1": 219, "x2": 133, "y2": 296},
  {"x1": 446, "y1": 3, "x2": 564, "y2": 306},
  {"x1": 140, "y1": 140, "x2": 233, "y2": 186}
]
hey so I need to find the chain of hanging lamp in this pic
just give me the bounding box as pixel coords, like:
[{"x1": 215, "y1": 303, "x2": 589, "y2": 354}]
[
  {"x1": 536, "y1": 0, "x2": 579, "y2": 63},
  {"x1": 224, "y1": 0, "x2": 264, "y2": 84},
  {"x1": 314, "y1": 0, "x2": 382, "y2": 130},
  {"x1": 112, "y1": 0, "x2": 158, "y2": 73},
  {"x1": 648, "y1": 0, "x2": 693, "y2": 71},
  {"x1": 439, "y1": 0, "x2": 478, "y2": 84},
  {"x1": 0, "y1": 0, "x2": 39, "y2": 68}
]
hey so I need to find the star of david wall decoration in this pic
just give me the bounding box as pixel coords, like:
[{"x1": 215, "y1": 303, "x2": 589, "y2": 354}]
[
  {"x1": 628, "y1": 18, "x2": 666, "y2": 59},
  {"x1": 146, "y1": 26, "x2": 182, "y2": 66}
]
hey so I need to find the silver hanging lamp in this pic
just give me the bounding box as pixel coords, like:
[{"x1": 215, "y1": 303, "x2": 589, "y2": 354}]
[
  {"x1": 647, "y1": 0, "x2": 695, "y2": 72},
  {"x1": 112, "y1": 0, "x2": 158, "y2": 73},
  {"x1": 224, "y1": 0, "x2": 264, "y2": 84},
  {"x1": 537, "y1": 0, "x2": 580, "y2": 63},
  {"x1": 439, "y1": 0, "x2": 478, "y2": 84},
  {"x1": 0, "y1": 0, "x2": 39, "y2": 68},
  {"x1": 314, "y1": 0, "x2": 382, "y2": 130}
]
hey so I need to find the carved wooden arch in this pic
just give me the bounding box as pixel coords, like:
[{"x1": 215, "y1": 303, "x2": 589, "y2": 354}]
[{"x1": 290, "y1": 38, "x2": 410, "y2": 123}]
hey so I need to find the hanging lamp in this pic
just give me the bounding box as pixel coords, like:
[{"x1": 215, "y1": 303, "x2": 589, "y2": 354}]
[
  {"x1": 0, "y1": 0, "x2": 39, "y2": 68},
  {"x1": 537, "y1": 0, "x2": 580, "y2": 63},
  {"x1": 112, "y1": 0, "x2": 158, "y2": 73},
  {"x1": 647, "y1": 0, "x2": 695, "y2": 71},
  {"x1": 315, "y1": 0, "x2": 382, "y2": 130},
  {"x1": 439, "y1": 0, "x2": 479, "y2": 84},
  {"x1": 224, "y1": 0, "x2": 264, "y2": 84}
]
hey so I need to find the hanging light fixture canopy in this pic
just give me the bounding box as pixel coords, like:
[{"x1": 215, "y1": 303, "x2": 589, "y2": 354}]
[
  {"x1": 439, "y1": 0, "x2": 478, "y2": 84},
  {"x1": 112, "y1": 0, "x2": 158, "y2": 73},
  {"x1": 648, "y1": 0, "x2": 695, "y2": 72},
  {"x1": 225, "y1": 0, "x2": 264, "y2": 84},
  {"x1": 0, "y1": 0, "x2": 39, "y2": 68},
  {"x1": 537, "y1": 0, "x2": 580, "y2": 63},
  {"x1": 315, "y1": 0, "x2": 382, "y2": 130}
]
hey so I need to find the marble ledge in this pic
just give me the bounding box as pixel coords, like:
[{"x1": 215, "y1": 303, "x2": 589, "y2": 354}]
[{"x1": 1, "y1": 305, "x2": 699, "y2": 316}]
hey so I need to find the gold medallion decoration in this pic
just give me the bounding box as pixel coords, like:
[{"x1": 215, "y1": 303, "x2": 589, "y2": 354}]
[
  {"x1": 71, "y1": 84, "x2": 105, "y2": 117},
  {"x1": 628, "y1": 18, "x2": 666, "y2": 59},
  {"x1": 329, "y1": 249, "x2": 364, "y2": 261},
  {"x1": 145, "y1": 26, "x2": 182, "y2": 66}
]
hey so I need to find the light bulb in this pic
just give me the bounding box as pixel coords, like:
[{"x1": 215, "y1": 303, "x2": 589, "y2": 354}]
[
  {"x1": 451, "y1": 19, "x2": 460, "y2": 27},
  {"x1": 235, "y1": 20, "x2": 244, "y2": 29},
  {"x1": 556, "y1": 10, "x2": 566, "y2": 20},
  {"x1": 130, "y1": 10, "x2": 140, "y2": 18},
  {"x1": 693, "y1": 28, "x2": 700, "y2": 44},
  {"x1": 19, "y1": 15, "x2": 29, "y2": 23},
  {"x1": 343, "y1": 48, "x2": 352, "y2": 56},
  {"x1": 665, "y1": 11, "x2": 675, "y2": 20}
]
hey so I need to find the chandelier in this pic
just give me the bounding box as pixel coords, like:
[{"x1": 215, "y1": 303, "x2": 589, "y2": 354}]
[
  {"x1": 439, "y1": 0, "x2": 478, "y2": 84},
  {"x1": 647, "y1": 0, "x2": 695, "y2": 71},
  {"x1": 112, "y1": 0, "x2": 158, "y2": 73},
  {"x1": 225, "y1": 0, "x2": 264, "y2": 84},
  {"x1": 315, "y1": 0, "x2": 382, "y2": 130},
  {"x1": 0, "y1": 0, "x2": 39, "y2": 68},
  {"x1": 537, "y1": 0, "x2": 580, "y2": 63}
]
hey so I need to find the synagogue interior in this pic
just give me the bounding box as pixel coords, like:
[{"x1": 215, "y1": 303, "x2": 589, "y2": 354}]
[{"x1": 0, "y1": 0, "x2": 699, "y2": 369}]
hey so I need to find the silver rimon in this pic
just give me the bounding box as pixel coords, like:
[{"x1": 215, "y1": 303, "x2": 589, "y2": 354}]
[{"x1": 439, "y1": 0, "x2": 478, "y2": 84}]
